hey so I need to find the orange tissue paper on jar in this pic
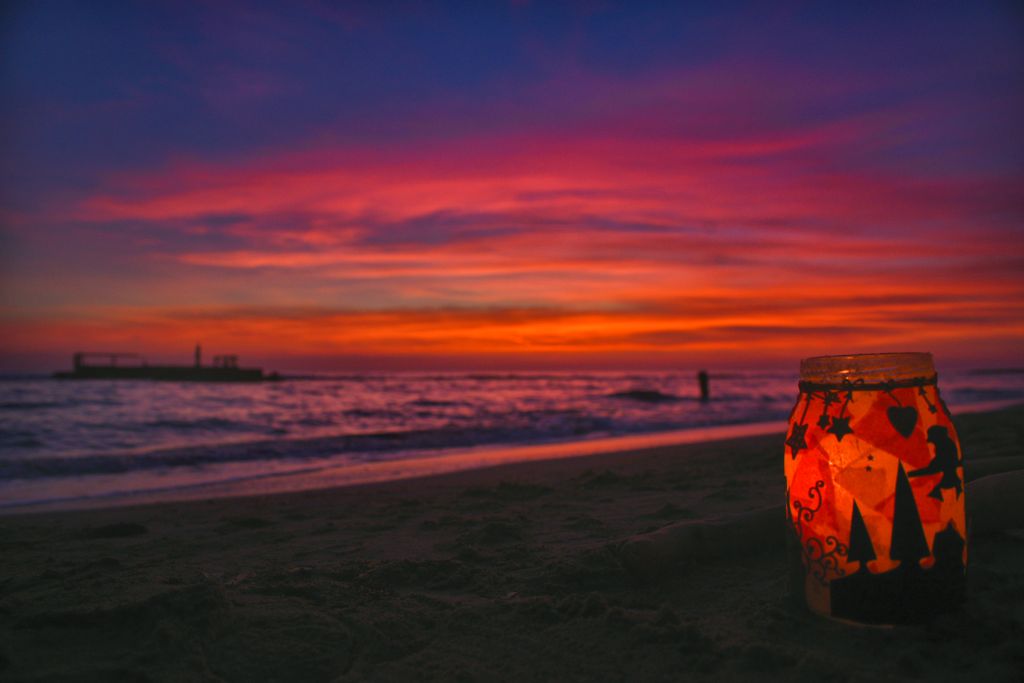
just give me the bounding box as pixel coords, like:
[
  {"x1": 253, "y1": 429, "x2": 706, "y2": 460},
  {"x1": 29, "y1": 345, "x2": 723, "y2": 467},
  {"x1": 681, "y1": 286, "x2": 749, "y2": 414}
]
[{"x1": 784, "y1": 352, "x2": 966, "y2": 624}]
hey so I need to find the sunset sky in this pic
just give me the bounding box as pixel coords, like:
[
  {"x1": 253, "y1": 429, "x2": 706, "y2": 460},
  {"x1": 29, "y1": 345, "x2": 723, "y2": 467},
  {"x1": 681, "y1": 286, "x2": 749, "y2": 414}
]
[{"x1": 2, "y1": 1, "x2": 1022, "y2": 371}]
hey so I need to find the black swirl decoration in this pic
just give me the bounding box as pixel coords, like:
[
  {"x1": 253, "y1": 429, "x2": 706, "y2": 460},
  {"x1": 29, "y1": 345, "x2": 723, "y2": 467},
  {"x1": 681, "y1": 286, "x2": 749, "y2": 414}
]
[
  {"x1": 790, "y1": 480, "x2": 848, "y2": 586},
  {"x1": 791, "y1": 479, "x2": 824, "y2": 539},
  {"x1": 805, "y1": 535, "x2": 848, "y2": 585}
]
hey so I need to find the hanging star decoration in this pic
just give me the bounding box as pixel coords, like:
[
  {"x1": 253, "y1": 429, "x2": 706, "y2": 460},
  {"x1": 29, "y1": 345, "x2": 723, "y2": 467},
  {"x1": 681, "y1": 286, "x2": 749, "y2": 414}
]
[
  {"x1": 919, "y1": 386, "x2": 938, "y2": 414},
  {"x1": 786, "y1": 423, "x2": 808, "y2": 459},
  {"x1": 827, "y1": 415, "x2": 854, "y2": 441},
  {"x1": 817, "y1": 391, "x2": 840, "y2": 428}
]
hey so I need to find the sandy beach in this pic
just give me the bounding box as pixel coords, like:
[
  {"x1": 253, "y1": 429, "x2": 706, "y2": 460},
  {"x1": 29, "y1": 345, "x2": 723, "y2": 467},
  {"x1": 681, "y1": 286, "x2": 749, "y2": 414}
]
[{"x1": 2, "y1": 405, "x2": 1022, "y2": 682}]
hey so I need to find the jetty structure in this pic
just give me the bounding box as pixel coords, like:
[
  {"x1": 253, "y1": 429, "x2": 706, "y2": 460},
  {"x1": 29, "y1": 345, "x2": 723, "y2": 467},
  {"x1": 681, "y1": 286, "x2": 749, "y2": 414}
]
[{"x1": 54, "y1": 345, "x2": 274, "y2": 382}]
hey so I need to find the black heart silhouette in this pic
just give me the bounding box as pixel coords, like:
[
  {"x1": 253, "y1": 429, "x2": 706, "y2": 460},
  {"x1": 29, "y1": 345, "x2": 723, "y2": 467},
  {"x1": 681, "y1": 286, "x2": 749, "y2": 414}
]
[{"x1": 887, "y1": 406, "x2": 918, "y2": 438}]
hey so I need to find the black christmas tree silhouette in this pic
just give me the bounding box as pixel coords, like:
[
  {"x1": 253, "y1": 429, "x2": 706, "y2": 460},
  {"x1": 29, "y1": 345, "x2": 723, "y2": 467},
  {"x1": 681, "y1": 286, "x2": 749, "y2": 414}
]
[
  {"x1": 907, "y1": 425, "x2": 963, "y2": 501},
  {"x1": 846, "y1": 501, "x2": 876, "y2": 573},
  {"x1": 889, "y1": 461, "x2": 930, "y2": 568},
  {"x1": 829, "y1": 497, "x2": 890, "y2": 622},
  {"x1": 830, "y1": 461, "x2": 964, "y2": 623}
]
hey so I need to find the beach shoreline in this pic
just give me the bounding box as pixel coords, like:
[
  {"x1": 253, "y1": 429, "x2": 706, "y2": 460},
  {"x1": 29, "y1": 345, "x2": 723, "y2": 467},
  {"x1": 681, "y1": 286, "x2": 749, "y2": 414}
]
[
  {"x1": 0, "y1": 418, "x2": 787, "y2": 515},
  {"x1": 1, "y1": 405, "x2": 1021, "y2": 681},
  {"x1": 3, "y1": 398, "x2": 1019, "y2": 516}
]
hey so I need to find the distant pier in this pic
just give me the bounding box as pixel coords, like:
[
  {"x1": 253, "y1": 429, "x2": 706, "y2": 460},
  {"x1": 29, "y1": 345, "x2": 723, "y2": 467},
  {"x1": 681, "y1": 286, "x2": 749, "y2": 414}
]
[{"x1": 53, "y1": 346, "x2": 272, "y2": 382}]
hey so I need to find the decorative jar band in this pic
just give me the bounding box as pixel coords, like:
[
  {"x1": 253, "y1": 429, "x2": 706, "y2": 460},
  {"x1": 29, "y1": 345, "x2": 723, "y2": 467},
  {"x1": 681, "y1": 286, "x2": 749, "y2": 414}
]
[{"x1": 798, "y1": 374, "x2": 938, "y2": 393}]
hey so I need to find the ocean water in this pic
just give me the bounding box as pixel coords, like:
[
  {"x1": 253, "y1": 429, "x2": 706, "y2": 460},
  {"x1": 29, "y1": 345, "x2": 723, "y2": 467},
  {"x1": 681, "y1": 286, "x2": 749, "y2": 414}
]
[{"x1": 1, "y1": 369, "x2": 1022, "y2": 510}]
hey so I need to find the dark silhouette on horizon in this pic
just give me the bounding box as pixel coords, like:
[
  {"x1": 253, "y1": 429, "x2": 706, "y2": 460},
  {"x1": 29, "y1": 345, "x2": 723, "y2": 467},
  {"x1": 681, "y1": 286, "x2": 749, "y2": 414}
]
[
  {"x1": 53, "y1": 347, "x2": 274, "y2": 382},
  {"x1": 697, "y1": 370, "x2": 709, "y2": 402}
]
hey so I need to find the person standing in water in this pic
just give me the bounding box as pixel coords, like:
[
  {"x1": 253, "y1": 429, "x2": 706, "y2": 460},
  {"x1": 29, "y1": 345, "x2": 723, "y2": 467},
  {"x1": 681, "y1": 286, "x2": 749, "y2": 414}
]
[{"x1": 697, "y1": 370, "x2": 710, "y2": 402}]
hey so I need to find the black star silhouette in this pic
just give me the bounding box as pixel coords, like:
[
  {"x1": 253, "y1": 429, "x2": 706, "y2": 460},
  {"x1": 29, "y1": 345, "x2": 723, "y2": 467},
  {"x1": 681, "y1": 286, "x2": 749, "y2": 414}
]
[
  {"x1": 817, "y1": 412, "x2": 831, "y2": 428},
  {"x1": 827, "y1": 416, "x2": 854, "y2": 442},
  {"x1": 786, "y1": 423, "x2": 808, "y2": 459}
]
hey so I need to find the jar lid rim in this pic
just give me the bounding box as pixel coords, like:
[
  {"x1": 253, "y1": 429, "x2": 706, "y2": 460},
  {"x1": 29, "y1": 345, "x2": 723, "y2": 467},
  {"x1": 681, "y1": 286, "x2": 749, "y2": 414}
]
[{"x1": 800, "y1": 352, "x2": 935, "y2": 383}]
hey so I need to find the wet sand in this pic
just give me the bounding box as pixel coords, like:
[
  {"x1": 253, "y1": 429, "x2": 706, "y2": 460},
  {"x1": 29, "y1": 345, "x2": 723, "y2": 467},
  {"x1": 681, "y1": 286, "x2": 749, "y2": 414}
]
[{"x1": 1, "y1": 405, "x2": 1021, "y2": 681}]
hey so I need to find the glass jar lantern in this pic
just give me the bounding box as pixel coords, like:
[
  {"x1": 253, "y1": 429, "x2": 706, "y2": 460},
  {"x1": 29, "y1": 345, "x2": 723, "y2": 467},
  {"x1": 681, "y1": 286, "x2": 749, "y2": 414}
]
[{"x1": 785, "y1": 353, "x2": 967, "y2": 623}]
